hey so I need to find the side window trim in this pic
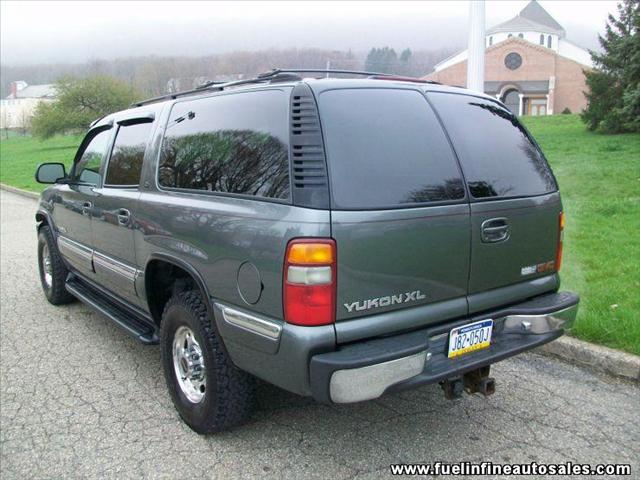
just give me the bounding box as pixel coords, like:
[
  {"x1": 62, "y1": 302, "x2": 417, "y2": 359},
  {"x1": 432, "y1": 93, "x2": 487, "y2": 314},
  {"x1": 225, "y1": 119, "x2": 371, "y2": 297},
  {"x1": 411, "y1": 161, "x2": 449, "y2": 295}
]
[
  {"x1": 70, "y1": 125, "x2": 114, "y2": 187},
  {"x1": 103, "y1": 118, "x2": 154, "y2": 188},
  {"x1": 155, "y1": 88, "x2": 293, "y2": 205}
]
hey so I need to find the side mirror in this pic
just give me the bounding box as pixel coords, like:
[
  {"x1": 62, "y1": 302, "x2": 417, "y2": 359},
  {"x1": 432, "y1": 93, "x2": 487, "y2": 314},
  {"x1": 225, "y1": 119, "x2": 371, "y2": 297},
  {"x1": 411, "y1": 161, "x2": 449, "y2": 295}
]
[{"x1": 35, "y1": 163, "x2": 67, "y2": 184}]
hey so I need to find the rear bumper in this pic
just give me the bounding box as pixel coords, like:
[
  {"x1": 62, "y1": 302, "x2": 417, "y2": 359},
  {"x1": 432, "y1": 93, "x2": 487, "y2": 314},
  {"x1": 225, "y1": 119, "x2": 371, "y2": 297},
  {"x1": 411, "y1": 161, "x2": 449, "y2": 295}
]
[{"x1": 310, "y1": 291, "x2": 579, "y2": 404}]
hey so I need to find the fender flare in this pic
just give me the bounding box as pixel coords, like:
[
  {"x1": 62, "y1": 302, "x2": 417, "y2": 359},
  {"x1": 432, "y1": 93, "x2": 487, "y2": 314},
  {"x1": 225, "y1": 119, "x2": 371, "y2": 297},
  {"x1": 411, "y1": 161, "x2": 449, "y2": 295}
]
[{"x1": 143, "y1": 252, "x2": 230, "y2": 354}]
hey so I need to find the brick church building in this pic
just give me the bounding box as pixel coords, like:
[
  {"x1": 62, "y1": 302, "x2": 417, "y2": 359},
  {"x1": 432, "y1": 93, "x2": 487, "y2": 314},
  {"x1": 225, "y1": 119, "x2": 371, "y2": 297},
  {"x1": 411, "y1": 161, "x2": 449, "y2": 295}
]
[{"x1": 424, "y1": 0, "x2": 593, "y2": 116}]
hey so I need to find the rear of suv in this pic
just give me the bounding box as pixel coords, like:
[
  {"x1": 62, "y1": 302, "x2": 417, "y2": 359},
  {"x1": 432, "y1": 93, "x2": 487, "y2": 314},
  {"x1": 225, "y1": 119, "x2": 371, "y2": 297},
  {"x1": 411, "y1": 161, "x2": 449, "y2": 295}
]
[{"x1": 34, "y1": 70, "x2": 579, "y2": 433}]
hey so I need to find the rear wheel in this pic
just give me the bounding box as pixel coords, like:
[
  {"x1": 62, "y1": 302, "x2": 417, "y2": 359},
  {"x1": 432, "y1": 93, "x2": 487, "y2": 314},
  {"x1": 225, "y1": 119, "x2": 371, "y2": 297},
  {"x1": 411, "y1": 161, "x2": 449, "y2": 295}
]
[
  {"x1": 37, "y1": 226, "x2": 75, "y2": 305},
  {"x1": 160, "y1": 290, "x2": 255, "y2": 433}
]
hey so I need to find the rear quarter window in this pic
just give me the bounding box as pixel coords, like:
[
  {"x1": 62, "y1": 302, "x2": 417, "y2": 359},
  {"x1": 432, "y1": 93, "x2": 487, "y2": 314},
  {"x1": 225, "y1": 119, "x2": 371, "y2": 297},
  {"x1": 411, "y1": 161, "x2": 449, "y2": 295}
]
[
  {"x1": 318, "y1": 88, "x2": 465, "y2": 209},
  {"x1": 427, "y1": 92, "x2": 557, "y2": 199},
  {"x1": 158, "y1": 89, "x2": 290, "y2": 200}
]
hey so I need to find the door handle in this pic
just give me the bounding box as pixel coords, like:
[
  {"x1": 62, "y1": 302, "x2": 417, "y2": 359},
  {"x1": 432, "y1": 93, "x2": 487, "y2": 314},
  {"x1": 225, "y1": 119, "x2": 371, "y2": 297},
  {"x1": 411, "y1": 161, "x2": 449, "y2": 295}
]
[
  {"x1": 81, "y1": 201, "x2": 92, "y2": 216},
  {"x1": 481, "y1": 217, "x2": 510, "y2": 243},
  {"x1": 117, "y1": 208, "x2": 131, "y2": 226}
]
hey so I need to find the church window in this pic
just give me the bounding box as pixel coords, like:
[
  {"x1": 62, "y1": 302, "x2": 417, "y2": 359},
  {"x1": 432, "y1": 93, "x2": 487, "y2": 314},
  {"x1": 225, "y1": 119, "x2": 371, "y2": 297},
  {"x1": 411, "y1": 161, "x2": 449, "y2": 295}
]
[
  {"x1": 518, "y1": 33, "x2": 524, "y2": 38},
  {"x1": 540, "y1": 34, "x2": 544, "y2": 45},
  {"x1": 504, "y1": 52, "x2": 522, "y2": 70},
  {"x1": 547, "y1": 35, "x2": 552, "y2": 48}
]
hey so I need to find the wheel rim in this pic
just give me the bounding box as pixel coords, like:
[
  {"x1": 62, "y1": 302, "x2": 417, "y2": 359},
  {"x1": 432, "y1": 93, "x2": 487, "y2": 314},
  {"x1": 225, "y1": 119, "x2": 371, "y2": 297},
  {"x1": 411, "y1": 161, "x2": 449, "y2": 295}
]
[
  {"x1": 42, "y1": 244, "x2": 53, "y2": 288},
  {"x1": 172, "y1": 326, "x2": 206, "y2": 403}
]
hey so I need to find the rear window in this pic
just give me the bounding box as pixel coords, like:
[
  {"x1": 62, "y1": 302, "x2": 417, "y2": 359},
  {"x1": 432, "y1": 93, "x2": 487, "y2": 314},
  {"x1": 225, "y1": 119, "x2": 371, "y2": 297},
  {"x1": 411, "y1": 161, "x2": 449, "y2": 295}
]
[
  {"x1": 158, "y1": 89, "x2": 290, "y2": 200},
  {"x1": 427, "y1": 92, "x2": 557, "y2": 199},
  {"x1": 318, "y1": 89, "x2": 465, "y2": 209}
]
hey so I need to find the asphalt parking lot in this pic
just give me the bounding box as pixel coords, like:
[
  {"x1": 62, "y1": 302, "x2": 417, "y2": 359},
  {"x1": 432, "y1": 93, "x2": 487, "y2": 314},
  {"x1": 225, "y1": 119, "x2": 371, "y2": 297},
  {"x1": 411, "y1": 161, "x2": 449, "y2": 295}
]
[{"x1": 1, "y1": 189, "x2": 638, "y2": 479}]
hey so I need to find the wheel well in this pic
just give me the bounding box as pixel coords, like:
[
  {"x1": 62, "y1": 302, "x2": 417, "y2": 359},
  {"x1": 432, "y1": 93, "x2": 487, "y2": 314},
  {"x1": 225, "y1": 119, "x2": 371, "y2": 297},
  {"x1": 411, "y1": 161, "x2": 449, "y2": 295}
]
[
  {"x1": 145, "y1": 260, "x2": 200, "y2": 326},
  {"x1": 36, "y1": 212, "x2": 48, "y2": 230}
]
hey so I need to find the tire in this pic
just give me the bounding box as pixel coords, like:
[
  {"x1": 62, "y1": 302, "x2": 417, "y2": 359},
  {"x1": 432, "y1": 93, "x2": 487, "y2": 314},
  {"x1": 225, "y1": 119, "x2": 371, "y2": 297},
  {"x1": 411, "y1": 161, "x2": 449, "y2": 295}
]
[
  {"x1": 37, "y1": 225, "x2": 75, "y2": 305},
  {"x1": 160, "y1": 290, "x2": 255, "y2": 433}
]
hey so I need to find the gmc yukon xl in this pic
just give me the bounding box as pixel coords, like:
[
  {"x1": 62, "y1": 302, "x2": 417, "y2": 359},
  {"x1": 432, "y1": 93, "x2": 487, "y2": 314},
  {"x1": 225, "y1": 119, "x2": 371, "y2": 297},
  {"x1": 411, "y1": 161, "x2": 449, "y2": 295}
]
[{"x1": 34, "y1": 69, "x2": 579, "y2": 433}]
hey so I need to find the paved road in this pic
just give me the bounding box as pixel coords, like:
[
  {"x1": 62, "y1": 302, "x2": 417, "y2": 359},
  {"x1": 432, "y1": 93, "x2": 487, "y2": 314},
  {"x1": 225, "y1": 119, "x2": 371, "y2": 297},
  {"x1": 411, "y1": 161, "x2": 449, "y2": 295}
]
[{"x1": 1, "y1": 190, "x2": 638, "y2": 479}]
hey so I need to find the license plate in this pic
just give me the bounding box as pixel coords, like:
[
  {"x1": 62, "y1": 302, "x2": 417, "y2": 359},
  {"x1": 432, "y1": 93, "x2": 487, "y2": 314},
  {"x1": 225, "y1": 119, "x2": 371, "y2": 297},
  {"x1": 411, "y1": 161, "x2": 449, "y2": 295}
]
[{"x1": 448, "y1": 319, "x2": 493, "y2": 358}]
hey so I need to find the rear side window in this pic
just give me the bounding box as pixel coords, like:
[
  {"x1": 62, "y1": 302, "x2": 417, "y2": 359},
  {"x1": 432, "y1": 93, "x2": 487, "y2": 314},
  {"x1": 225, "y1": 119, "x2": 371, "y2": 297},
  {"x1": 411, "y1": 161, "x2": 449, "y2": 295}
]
[
  {"x1": 428, "y1": 92, "x2": 557, "y2": 199},
  {"x1": 158, "y1": 90, "x2": 290, "y2": 200},
  {"x1": 318, "y1": 88, "x2": 464, "y2": 209},
  {"x1": 105, "y1": 122, "x2": 153, "y2": 186}
]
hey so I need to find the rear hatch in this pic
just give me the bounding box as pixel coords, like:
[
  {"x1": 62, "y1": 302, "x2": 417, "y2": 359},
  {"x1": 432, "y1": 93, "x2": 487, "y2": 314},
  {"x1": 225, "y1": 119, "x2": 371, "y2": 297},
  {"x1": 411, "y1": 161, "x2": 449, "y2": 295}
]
[
  {"x1": 316, "y1": 87, "x2": 472, "y2": 333},
  {"x1": 427, "y1": 92, "x2": 561, "y2": 314},
  {"x1": 316, "y1": 86, "x2": 562, "y2": 339}
]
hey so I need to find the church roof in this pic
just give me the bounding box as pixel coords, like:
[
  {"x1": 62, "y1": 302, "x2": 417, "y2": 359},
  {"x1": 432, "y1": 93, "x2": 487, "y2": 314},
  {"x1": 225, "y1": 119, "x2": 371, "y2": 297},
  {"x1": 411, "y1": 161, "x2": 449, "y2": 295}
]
[{"x1": 487, "y1": 0, "x2": 565, "y2": 37}]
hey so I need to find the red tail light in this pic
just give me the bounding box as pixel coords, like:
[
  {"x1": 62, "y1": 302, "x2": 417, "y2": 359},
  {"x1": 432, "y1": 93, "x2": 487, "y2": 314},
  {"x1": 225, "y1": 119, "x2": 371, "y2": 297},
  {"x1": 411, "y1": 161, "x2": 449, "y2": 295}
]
[
  {"x1": 283, "y1": 238, "x2": 336, "y2": 326},
  {"x1": 556, "y1": 212, "x2": 565, "y2": 271}
]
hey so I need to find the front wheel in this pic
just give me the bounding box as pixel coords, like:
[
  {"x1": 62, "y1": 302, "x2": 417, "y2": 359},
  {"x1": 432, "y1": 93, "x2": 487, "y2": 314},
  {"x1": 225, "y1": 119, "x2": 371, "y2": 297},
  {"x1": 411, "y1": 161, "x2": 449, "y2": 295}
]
[
  {"x1": 160, "y1": 290, "x2": 255, "y2": 433},
  {"x1": 37, "y1": 226, "x2": 75, "y2": 305}
]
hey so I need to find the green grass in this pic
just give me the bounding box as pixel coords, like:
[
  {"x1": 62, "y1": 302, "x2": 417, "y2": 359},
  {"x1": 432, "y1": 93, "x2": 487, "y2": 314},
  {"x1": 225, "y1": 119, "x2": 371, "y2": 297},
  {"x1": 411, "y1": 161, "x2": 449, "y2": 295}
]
[
  {"x1": 0, "y1": 134, "x2": 81, "y2": 192},
  {"x1": 522, "y1": 115, "x2": 639, "y2": 355},
  {"x1": 1, "y1": 116, "x2": 639, "y2": 354}
]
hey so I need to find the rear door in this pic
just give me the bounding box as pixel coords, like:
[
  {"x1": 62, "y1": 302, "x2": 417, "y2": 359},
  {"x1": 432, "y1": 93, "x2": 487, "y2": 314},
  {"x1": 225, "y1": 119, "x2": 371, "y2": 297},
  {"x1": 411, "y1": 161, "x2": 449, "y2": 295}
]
[
  {"x1": 317, "y1": 88, "x2": 471, "y2": 335},
  {"x1": 428, "y1": 92, "x2": 561, "y2": 314},
  {"x1": 91, "y1": 118, "x2": 154, "y2": 305}
]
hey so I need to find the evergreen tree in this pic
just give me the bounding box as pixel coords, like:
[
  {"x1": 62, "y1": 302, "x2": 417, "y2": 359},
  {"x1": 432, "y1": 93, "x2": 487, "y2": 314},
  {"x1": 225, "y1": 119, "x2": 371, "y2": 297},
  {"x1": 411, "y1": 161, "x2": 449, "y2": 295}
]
[
  {"x1": 582, "y1": 0, "x2": 640, "y2": 133},
  {"x1": 399, "y1": 48, "x2": 412, "y2": 75},
  {"x1": 364, "y1": 47, "x2": 398, "y2": 73}
]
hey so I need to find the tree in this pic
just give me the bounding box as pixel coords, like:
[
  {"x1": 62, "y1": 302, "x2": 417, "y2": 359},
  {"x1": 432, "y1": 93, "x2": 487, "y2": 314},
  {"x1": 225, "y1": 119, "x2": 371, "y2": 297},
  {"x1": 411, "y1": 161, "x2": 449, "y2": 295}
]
[
  {"x1": 31, "y1": 76, "x2": 140, "y2": 138},
  {"x1": 364, "y1": 47, "x2": 398, "y2": 74},
  {"x1": 398, "y1": 48, "x2": 412, "y2": 75},
  {"x1": 582, "y1": 0, "x2": 640, "y2": 133}
]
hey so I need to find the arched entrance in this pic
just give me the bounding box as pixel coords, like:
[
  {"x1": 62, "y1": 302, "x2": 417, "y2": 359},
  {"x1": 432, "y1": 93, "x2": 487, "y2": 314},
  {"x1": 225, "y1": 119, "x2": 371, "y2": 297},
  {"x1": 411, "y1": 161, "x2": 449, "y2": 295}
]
[{"x1": 501, "y1": 89, "x2": 520, "y2": 115}]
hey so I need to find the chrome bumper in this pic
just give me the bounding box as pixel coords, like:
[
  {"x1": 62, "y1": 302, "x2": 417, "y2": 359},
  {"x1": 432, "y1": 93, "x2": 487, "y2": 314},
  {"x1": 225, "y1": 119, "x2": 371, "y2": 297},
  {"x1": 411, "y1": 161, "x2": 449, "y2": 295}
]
[
  {"x1": 502, "y1": 304, "x2": 578, "y2": 334},
  {"x1": 326, "y1": 299, "x2": 579, "y2": 404}
]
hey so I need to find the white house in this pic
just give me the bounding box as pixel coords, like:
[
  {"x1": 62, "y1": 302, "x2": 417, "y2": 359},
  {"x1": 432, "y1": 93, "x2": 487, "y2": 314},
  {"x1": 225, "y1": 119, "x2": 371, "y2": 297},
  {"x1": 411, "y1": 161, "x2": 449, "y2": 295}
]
[{"x1": 0, "y1": 81, "x2": 57, "y2": 130}]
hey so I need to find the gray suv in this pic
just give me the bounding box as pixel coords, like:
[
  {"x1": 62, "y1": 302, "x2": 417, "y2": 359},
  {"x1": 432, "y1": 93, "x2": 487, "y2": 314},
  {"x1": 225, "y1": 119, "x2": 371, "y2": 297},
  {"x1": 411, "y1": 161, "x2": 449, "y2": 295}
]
[{"x1": 34, "y1": 69, "x2": 579, "y2": 433}]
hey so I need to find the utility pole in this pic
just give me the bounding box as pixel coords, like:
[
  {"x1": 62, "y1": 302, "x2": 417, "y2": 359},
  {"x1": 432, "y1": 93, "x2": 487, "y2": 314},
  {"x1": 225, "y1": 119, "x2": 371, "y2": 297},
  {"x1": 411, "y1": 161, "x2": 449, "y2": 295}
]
[
  {"x1": 326, "y1": 59, "x2": 331, "y2": 78},
  {"x1": 466, "y1": 0, "x2": 485, "y2": 92}
]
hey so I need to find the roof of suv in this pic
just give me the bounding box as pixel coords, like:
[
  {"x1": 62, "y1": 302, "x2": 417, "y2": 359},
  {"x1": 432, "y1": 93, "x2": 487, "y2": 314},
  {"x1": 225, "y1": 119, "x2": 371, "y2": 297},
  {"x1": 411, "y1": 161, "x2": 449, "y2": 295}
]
[{"x1": 92, "y1": 77, "x2": 502, "y2": 130}]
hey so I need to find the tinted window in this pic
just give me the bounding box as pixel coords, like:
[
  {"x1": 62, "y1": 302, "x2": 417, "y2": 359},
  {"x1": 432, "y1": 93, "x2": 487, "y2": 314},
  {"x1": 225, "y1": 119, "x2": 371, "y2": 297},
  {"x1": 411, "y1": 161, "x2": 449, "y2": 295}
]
[
  {"x1": 318, "y1": 88, "x2": 464, "y2": 209},
  {"x1": 72, "y1": 129, "x2": 111, "y2": 186},
  {"x1": 105, "y1": 122, "x2": 152, "y2": 186},
  {"x1": 428, "y1": 93, "x2": 556, "y2": 199},
  {"x1": 159, "y1": 90, "x2": 290, "y2": 200}
]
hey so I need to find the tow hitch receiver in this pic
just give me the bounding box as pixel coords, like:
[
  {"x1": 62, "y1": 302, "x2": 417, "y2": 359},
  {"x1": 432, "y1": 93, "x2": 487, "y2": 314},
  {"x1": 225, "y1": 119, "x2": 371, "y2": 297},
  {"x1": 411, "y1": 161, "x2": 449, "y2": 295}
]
[
  {"x1": 463, "y1": 366, "x2": 495, "y2": 396},
  {"x1": 440, "y1": 366, "x2": 496, "y2": 400}
]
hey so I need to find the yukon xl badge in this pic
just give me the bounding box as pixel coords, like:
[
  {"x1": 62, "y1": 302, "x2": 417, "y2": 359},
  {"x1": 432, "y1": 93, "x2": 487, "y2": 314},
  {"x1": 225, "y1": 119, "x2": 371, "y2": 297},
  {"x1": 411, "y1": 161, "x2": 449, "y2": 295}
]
[{"x1": 344, "y1": 290, "x2": 426, "y2": 313}]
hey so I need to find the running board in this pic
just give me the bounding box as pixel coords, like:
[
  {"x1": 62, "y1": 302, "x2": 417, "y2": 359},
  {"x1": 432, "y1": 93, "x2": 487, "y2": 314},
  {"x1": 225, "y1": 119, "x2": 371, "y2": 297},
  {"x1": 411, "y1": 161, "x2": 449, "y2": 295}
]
[{"x1": 66, "y1": 276, "x2": 158, "y2": 344}]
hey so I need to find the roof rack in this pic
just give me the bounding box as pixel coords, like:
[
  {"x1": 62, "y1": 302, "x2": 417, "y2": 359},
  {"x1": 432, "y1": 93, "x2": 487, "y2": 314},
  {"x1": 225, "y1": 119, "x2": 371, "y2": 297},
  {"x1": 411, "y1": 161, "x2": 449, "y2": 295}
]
[{"x1": 130, "y1": 68, "x2": 433, "y2": 108}]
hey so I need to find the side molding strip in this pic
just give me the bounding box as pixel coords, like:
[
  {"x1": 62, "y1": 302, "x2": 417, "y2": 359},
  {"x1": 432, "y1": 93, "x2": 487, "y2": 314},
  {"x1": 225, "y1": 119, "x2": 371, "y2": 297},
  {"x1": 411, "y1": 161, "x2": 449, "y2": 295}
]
[
  {"x1": 217, "y1": 304, "x2": 282, "y2": 341},
  {"x1": 93, "y1": 251, "x2": 139, "y2": 282},
  {"x1": 57, "y1": 236, "x2": 93, "y2": 262}
]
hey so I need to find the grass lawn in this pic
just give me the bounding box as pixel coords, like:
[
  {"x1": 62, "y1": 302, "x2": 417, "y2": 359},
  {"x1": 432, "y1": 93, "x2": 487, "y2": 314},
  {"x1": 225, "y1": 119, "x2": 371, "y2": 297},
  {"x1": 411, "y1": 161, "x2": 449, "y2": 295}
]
[
  {"x1": 522, "y1": 115, "x2": 639, "y2": 355},
  {"x1": 0, "y1": 116, "x2": 638, "y2": 354},
  {"x1": 0, "y1": 134, "x2": 82, "y2": 192}
]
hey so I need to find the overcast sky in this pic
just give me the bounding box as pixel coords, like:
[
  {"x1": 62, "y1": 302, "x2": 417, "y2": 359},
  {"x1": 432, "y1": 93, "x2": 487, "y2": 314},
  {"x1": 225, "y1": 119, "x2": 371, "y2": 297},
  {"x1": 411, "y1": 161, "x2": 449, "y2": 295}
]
[{"x1": 1, "y1": 1, "x2": 619, "y2": 66}]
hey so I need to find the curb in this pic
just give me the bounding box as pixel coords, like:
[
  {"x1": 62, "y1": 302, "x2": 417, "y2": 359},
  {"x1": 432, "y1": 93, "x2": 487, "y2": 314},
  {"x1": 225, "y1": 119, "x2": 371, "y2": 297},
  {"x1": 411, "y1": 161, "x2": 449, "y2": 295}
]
[
  {"x1": 0, "y1": 183, "x2": 39, "y2": 200},
  {"x1": 537, "y1": 335, "x2": 640, "y2": 382}
]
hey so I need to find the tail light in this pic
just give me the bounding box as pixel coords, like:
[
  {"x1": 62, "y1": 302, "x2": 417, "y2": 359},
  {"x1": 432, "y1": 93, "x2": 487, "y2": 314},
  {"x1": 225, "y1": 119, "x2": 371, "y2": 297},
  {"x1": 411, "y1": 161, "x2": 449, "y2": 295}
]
[
  {"x1": 283, "y1": 238, "x2": 336, "y2": 326},
  {"x1": 555, "y1": 212, "x2": 565, "y2": 271}
]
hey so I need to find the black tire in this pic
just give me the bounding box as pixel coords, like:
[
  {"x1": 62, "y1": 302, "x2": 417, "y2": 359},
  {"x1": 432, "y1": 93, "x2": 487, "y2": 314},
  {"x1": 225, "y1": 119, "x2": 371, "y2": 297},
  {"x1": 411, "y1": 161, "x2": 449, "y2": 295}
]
[
  {"x1": 37, "y1": 225, "x2": 75, "y2": 305},
  {"x1": 160, "y1": 290, "x2": 255, "y2": 433}
]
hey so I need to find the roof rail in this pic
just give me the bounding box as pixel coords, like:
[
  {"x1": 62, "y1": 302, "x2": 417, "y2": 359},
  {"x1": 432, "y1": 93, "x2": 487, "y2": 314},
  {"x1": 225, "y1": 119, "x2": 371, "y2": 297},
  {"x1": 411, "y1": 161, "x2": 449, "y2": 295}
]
[
  {"x1": 130, "y1": 68, "x2": 432, "y2": 108},
  {"x1": 131, "y1": 70, "x2": 306, "y2": 107}
]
